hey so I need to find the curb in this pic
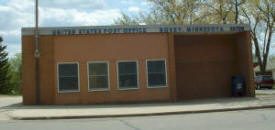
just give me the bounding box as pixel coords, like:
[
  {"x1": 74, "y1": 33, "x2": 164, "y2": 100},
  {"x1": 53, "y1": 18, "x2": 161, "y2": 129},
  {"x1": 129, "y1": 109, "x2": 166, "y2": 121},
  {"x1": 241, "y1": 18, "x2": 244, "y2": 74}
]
[{"x1": 10, "y1": 105, "x2": 275, "y2": 120}]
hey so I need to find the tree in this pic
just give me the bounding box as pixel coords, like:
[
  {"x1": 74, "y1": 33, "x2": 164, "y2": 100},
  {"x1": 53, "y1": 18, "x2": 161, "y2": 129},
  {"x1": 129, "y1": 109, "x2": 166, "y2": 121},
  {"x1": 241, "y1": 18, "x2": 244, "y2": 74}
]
[
  {"x1": 147, "y1": 0, "x2": 203, "y2": 24},
  {"x1": 114, "y1": 0, "x2": 274, "y2": 74},
  {"x1": 8, "y1": 53, "x2": 22, "y2": 94},
  {"x1": 242, "y1": 0, "x2": 274, "y2": 74},
  {"x1": 202, "y1": 0, "x2": 234, "y2": 24},
  {"x1": 114, "y1": 12, "x2": 140, "y2": 25},
  {"x1": 114, "y1": 0, "x2": 203, "y2": 25},
  {"x1": 0, "y1": 36, "x2": 10, "y2": 94},
  {"x1": 200, "y1": 0, "x2": 245, "y2": 24},
  {"x1": 231, "y1": 0, "x2": 246, "y2": 24}
]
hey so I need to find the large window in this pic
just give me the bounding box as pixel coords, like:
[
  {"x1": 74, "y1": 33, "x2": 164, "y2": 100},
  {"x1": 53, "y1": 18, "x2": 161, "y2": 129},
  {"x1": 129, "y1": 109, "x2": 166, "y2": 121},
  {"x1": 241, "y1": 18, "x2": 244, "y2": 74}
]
[
  {"x1": 88, "y1": 62, "x2": 109, "y2": 91},
  {"x1": 118, "y1": 61, "x2": 138, "y2": 89},
  {"x1": 146, "y1": 60, "x2": 167, "y2": 87},
  {"x1": 57, "y1": 63, "x2": 79, "y2": 92}
]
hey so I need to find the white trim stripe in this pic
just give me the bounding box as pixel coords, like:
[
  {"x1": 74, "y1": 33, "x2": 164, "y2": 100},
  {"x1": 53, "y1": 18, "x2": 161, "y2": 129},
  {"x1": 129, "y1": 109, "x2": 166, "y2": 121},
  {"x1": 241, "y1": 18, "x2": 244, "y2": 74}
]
[{"x1": 22, "y1": 24, "x2": 250, "y2": 36}]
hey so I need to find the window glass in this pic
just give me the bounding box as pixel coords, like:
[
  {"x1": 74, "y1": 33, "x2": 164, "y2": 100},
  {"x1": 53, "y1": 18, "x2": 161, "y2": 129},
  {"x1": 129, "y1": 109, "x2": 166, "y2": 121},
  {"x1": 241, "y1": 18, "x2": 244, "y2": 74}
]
[
  {"x1": 119, "y1": 62, "x2": 137, "y2": 74},
  {"x1": 88, "y1": 62, "x2": 109, "y2": 90},
  {"x1": 58, "y1": 63, "x2": 79, "y2": 92},
  {"x1": 118, "y1": 62, "x2": 138, "y2": 89},
  {"x1": 147, "y1": 60, "x2": 167, "y2": 87},
  {"x1": 89, "y1": 63, "x2": 108, "y2": 75},
  {"x1": 59, "y1": 64, "x2": 78, "y2": 77}
]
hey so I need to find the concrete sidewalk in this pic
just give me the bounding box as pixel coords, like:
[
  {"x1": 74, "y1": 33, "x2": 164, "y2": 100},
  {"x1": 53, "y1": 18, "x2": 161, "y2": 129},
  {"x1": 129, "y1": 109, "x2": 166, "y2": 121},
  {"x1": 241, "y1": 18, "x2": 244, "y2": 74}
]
[{"x1": 1, "y1": 95, "x2": 275, "y2": 120}]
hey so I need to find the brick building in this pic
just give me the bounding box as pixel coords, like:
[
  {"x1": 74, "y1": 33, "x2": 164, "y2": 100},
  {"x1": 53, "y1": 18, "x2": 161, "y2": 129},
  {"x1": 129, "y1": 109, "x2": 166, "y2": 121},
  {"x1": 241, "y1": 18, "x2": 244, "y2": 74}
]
[{"x1": 21, "y1": 25, "x2": 255, "y2": 105}]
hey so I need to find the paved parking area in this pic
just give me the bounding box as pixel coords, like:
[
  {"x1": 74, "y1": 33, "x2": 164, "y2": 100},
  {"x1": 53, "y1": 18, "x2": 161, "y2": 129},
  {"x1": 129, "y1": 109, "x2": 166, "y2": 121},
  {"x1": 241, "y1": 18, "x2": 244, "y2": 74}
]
[
  {"x1": 0, "y1": 96, "x2": 22, "y2": 120},
  {"x1": 0, "y1": 89, "x2": 273, "y2": 107},
  {"x1": 1, "y1": 93, "x2": 275, "y2": 120},
  {"x1": 0, "y1": 90, "x2": 274, "y2": 107},
  {"x1": 0, "y1": 96, "x2": 22, "y2": 108},
  {"x1": 256, "y1": 89, "x2": 275, "y2": 95}
]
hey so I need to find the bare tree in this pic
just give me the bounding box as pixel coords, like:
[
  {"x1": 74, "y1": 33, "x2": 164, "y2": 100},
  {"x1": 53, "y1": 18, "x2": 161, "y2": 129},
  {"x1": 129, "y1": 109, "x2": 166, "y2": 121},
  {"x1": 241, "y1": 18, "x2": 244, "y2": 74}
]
[
  {"x1": 242, "y1": 0, "x2": 274, "y2": 74},
  {"x1": 231, "y1": 0, "x2": 246, "y2": 24},
  {"x1": 114, "y1": 0, "x2": 274, "y2": 74},
  {"x1": 114, "y1": 0, "x2": 203, "y2": 25}
]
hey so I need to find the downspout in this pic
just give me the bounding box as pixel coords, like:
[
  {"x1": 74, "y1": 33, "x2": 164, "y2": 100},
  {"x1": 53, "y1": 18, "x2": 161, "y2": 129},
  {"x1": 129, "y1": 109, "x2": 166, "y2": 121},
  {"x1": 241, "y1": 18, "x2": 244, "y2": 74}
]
[{"x1": 34, "y1": 0, "x2": 40, "y2": 105}]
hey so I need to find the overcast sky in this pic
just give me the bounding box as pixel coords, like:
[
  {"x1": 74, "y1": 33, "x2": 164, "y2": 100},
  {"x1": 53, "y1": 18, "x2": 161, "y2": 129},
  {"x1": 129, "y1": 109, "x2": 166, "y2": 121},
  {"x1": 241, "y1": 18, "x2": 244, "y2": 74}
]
[{"x1": 0, "y1": 0, "x2": 150, "y2": 57}]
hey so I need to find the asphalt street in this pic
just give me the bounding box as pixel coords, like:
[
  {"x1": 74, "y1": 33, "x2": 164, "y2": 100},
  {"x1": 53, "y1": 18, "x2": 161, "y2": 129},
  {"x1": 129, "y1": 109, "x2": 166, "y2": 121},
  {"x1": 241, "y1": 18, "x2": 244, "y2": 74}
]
[
  {"x1": 0, "y1": 108, "x2": 274, "y2": 130},
  {"x1": 0, "y1": 90, "x2": 275, "y2": 130}
]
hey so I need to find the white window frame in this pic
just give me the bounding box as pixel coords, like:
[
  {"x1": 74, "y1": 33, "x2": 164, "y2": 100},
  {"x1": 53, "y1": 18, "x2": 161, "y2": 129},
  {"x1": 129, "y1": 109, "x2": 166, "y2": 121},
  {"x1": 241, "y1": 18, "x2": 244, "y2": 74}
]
[
  {"x1": 146, "y1": 59, "x2": 168, "y2": 88},
  {"x1": 87, "y1": 61, "x2": 110, "y2": 92},
  {"x1": 57, "y1": 62, "x2": 80, "y2": 93},
  {"x1": 117, "y1": 60, "x2": 139, "y2": 90}
]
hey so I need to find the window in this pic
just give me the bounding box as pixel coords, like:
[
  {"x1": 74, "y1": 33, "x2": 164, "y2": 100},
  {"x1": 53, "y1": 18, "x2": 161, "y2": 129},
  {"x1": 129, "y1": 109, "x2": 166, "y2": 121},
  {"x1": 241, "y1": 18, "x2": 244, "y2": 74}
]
[
  {"x1": 88, "y1": 62, "x2": 109, "y2": 91},
  {"x1": 118, "y1": 61, "x2": 138, "y2": 89},
  {"x1": 57, "y1": 63, "x2": 79, "y2": 92},
  {"x1": 146, "y1": 60, "x2": 167, "y2": 87}
]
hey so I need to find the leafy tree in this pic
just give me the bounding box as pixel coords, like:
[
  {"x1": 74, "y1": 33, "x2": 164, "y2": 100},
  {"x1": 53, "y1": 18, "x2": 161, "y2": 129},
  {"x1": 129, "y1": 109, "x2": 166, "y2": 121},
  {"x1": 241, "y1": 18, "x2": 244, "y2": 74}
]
[
  {"x1": 0, "y1": 36, "x2": 10, "y2": 94},
  {"x1": 7, "y1": 53, "x2": 22, "y2": 94},
  {"x1": 114, "y1": 12, "x2": 140, "y2": 25}
]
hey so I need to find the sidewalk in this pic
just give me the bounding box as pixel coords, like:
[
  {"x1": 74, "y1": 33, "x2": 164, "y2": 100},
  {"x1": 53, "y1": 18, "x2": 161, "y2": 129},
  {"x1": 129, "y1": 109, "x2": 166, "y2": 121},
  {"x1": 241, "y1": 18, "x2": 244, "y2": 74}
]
[{"x1": 1, "y1": 95, "x2": 275, "y2": 120}]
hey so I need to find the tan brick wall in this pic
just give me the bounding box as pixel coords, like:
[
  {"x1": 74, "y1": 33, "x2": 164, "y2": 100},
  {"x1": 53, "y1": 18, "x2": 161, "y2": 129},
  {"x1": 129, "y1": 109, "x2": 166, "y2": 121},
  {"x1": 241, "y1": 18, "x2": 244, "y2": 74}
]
[
  {"x1": 174, "y1": 32, "x2": 254, "y2": 100},
  {"x1": 39, "y1": 36, "x2": 55, "y2": 104},
  {"x1": 22, "y1": 36, "x2": 36, "y2": 105},
  {"x1": 22, "y1": 33, "x2": 173, "y2": 105},
  {"x1": 22, "y1": 36, "x2": 56, "y2": 105},
  {"x1": 167, "y1": 33, "x2": 177, "y2": 101},
  {"x1": 235, "y1": 32, "x2": 255, "y2": 97},
  {"x1": 22, "y1": 32, "x2": 253, "y2": 105}
]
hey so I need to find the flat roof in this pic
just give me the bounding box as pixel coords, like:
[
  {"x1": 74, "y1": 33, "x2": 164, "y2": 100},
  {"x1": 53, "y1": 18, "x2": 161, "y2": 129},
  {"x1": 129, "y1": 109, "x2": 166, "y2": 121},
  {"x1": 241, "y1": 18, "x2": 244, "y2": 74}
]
[{"x1": 22, "y1": 24, "x2": 250, "y2": 36}]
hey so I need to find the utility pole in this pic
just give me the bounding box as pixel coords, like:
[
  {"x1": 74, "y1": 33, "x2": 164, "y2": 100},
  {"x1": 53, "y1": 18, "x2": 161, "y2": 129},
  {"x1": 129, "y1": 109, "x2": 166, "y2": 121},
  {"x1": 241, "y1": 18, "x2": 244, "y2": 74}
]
[{"x1": 34, "y1": 0, "x2": 40, "y2": 105}]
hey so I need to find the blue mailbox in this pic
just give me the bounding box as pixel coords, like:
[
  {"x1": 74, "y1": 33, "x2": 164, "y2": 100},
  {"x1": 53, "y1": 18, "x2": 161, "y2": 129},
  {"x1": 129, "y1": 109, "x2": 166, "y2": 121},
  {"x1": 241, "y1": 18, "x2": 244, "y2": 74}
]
[{"x1": 231, "y1": 76, "x2": 245, "y2": 96}]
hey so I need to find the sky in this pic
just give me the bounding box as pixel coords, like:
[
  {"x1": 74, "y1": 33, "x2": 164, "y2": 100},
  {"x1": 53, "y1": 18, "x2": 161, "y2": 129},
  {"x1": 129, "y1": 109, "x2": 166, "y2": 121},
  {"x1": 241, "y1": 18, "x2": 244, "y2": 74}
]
[{"x1": 0, "y1": 0, "x2": 151, "y2": 57}]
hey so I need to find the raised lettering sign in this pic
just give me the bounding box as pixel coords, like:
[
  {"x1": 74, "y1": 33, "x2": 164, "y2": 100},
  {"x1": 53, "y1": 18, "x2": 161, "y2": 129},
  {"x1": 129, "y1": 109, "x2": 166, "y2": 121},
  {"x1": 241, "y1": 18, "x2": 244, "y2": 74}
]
[{"x1": 21, "y1": 25, "x2": 249, "y2": 36}]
